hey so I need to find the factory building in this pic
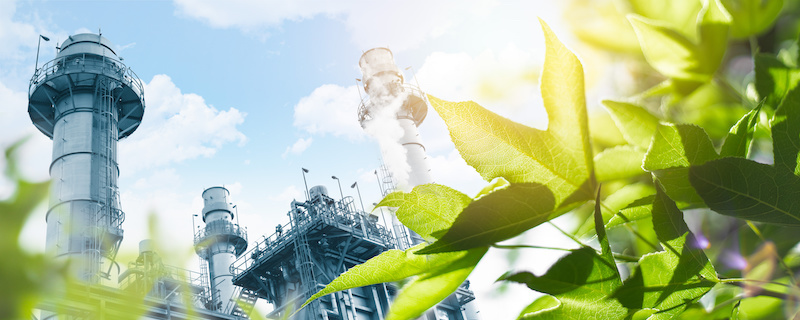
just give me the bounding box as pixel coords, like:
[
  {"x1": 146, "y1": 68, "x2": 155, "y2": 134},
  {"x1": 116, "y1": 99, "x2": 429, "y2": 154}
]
[{"x1": 28, "y1": 34, "x2": 477, "y2": 319}]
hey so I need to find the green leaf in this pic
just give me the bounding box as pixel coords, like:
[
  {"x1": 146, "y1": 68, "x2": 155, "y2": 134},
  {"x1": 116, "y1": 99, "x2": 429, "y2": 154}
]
[
  {"x1": 375, "y1": 184, "x2": 471, "y2": 241},
  {"x1": 644, "y1": 124, "x2": 719, "y2": 170},
  {"x1": 629, "y1": 0, "x2": 704, "y2": 40},
  {"x1": 612, "y1": 183, "x2": 717, "y2": 319},
  {"x1": 689, "y1": 157, "x2": 800, "y2": 225},
  {"x1": 696, "y1": 0, "x2": 732, "y2": 72},
  {"x1": 644, "y1": 123, "x2": 719, "y2": 206},
  {"x1": 754, "y1": 54, "x2": 800, "y2": 110},
  {"x1": 602, "y1": 100, "x2": 660, "y2": 150},
  {"x1": 302, "y1": 244, "x2": 487, "y2": 320},
  {"x1": 722, "y1": 0, "x2": 783, "y2": 38},
  {"x1": 771, "y1": 87, "x2": 800, "y2": 175},
  {"x1": 417, "y1": 183, "x2": 557, "y2": 254},
  {"x1": 720, "y1": 103, "x2": 762, "y2": 157},
  {"x1": 594, "y1": 145, "x2": 647, "y2": 182},
  {"x1": 385, "y1": 248, "x2": 485, "y2": 320},
  {"x1": 606, "y1": 195, "x2": 655, "y2": 230},
  {"x1": 421, "y1": 19, "x2": 595, "y2": 253},
  {"x1": 628, "y1": 0, "x2": 730, "y2": 83}
]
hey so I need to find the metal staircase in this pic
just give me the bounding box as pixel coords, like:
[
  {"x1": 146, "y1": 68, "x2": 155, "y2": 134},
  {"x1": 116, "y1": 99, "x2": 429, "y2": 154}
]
[{"x1": 292, "y1": 213, "x2": 318, "y2": 320}]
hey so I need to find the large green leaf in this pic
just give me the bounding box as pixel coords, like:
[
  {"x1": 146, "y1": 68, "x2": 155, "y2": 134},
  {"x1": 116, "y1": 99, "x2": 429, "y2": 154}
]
[
  {"x1": 612, "y1": 183, "x2": 717, "y2": 319},
  {"x1": 595, "y1": 145, "x2": 647, "y2": 182},
  {"x1": 420, "y1": 19, "x2": 594, "y2": 253},
  {"x1": 500, "y1": 190, "x2": 629, "y2": 319},
  {"x1": 771, "y1": 87, "x2": 800, "y2": 175},
  {"x1": 689, "y1": 157, "x2": 800, "y2": 225},
  {"x1": 602, "y1": 100, "x2": 660, "y2": 150},
  {"x1": 721, "y1": 0, "x2": 783, "y2": 38},
  {"x1": 644, "y1": 123, "x2": 719, "y2": 206},
  {"x1": 375, "y1": 184, "x2": 471, "y2": 241},
  {"x1": 754, "y1": 54, "x2": 800, "y2": 110},
  {"x1": 720, "y1": 103, "x2": 761, "y2": 158},
  {"x1": 301, "y1": 244, "x2": 487, "y2": 319}
]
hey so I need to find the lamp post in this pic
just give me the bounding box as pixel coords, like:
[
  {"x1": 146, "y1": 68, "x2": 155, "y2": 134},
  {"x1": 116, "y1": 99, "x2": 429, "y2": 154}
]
[
  {"x1": 350, "y1": 182, "x2": 366, "y2": 212},
  {"x1": 373, "y1": 170, "x2": 384, "y2": 196},
  {"x1": 331, "y1": 176, "x2": 344, "y2": 200},
  {"x1": 35, "y1": 35, "x2": 50, "y2": 73},
  {"x1": 302, "y1": 168, "x2": 310, "y2": 201}
]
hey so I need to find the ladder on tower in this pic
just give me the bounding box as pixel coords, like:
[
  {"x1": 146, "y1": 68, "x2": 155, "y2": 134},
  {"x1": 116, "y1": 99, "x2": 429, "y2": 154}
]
[{"x1": 292, "y1": 215, "x2": 318, "y2": 319}]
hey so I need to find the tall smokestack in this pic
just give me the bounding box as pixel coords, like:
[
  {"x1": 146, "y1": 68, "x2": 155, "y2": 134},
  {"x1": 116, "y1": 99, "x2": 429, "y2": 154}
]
[
  {"x1": 28, "y1": 33, "x2": 145, "y2": 282},
  {"x1": 357, "y1": 47, "x2": 430, "y2": 247},
  {"x1": 194, "y1": 186, "x2": 247, "y2": 313}
]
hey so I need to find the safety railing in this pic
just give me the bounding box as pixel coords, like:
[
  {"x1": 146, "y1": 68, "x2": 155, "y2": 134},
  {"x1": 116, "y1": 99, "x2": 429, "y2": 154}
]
[
  {"x1": 230, "y1": 196, "x2": 396, "y2": 277},
  {"x1": 29, "y1": 53, "x2": 145, "y2": 102}
]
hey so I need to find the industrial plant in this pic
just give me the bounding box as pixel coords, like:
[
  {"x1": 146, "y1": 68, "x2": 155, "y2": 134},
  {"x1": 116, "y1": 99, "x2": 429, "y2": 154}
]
[{"x1": 27, "y1": 33, "x2": 478, "y2": 319}]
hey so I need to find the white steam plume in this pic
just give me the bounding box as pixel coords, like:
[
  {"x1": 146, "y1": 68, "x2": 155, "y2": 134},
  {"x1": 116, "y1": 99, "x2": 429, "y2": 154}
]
[{"x1": 361, "y1": 78, "x2": 412, "y2": 189}]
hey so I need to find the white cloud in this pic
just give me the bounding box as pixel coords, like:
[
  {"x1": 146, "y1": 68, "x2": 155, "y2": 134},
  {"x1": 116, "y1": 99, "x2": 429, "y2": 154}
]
[
  {"x1": 282, "y1": 137, "x2": 313, "y2": 158},
  {"x1": 172, "y1": 0, "x2": 496, "y2": 51},
  {"x1": 119, "y1": 74, "x2": 247, "y2": 176},
  {"x1": 293, "y1": 84, "x2": 365, "y2": 141}
]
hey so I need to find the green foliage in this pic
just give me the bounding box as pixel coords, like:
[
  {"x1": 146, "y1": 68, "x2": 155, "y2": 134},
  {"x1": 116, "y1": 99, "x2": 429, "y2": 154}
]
[
  {"x1": 500, "y1": 190, "x2": 629, "y2": 319},
  {"x1": 721, "y1": 0, "x2": 783, "y2": 39},
  {"x1": 311, "y1": 3, "x2": 800, "y2": 318},
  {"x1": 0, "y1": 139, "x2": 58, "y2": 320},
  {"x1": 612, "y1": 184, "x2": 718, "y2": 319},
  {"x1": 417, "y1": 19, "x2": 595, "y2": 254},
  {"x1": 644, "y1": 123, "x2": 719, "y2": 206},
  {"x1": 628, "y1": 0, "x2": 730, "y2": 89},
  {"x1": 602, "y1": 100, "x2": 660, "y2": 150}
]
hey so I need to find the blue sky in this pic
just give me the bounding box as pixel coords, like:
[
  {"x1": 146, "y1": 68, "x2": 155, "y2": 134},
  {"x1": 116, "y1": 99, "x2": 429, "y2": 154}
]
[{"x1": 0, "y1": 0, "x2": 619, "y2": 317}]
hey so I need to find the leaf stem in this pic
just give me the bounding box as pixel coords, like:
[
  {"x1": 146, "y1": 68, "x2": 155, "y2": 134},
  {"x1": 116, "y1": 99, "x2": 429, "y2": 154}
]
[
  {"x1": 547, "y1": 221, "x2": 586, "y2": 248},
  {"x1": 719, "y1": 277, "x2": 793, "y2": 288},
  {"x1": 722, "y1": 280, "x2": 796, "y2": 300},
  {"x1": 623, "y1": 223, "x2": 661, "y2": 252}
]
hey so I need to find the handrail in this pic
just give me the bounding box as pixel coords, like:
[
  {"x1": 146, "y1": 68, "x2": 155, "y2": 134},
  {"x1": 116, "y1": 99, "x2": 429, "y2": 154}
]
[
  {"x1": 229, "y1": 196, "x2": 396, "y2": 278},
  {"x1": 29, "y1": 53, "x2": 145, "y2": 104}
]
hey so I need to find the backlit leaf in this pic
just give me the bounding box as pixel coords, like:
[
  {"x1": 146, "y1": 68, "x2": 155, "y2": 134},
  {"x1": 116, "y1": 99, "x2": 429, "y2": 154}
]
[
  {"x1": 602, "y1": 100, "x2": 660, "y2": 150},
  {"x1": 644, "y1": 123, "x2": 719, "y2": 205},
  {"x1": 628, "y1": 0, "x2": 730, "y2": 84},
  {"x1": 689, "y1": 157, "x2": 800, "y2": 225},
  {"x1": 594, "y1": 145, "x2": 646, "y2": 182},
  {"x1": 375, "y1": 184, "x2": 471, "y2": 241},
  {"x1": 421, "y1": 19, "x2": 594, "y2": 253}
]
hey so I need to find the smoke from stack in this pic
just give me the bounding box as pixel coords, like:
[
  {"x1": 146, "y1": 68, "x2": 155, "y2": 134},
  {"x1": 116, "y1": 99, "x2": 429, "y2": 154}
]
[{"x1": 361, "y1": 76, "x2": 413, "y2": 189}]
